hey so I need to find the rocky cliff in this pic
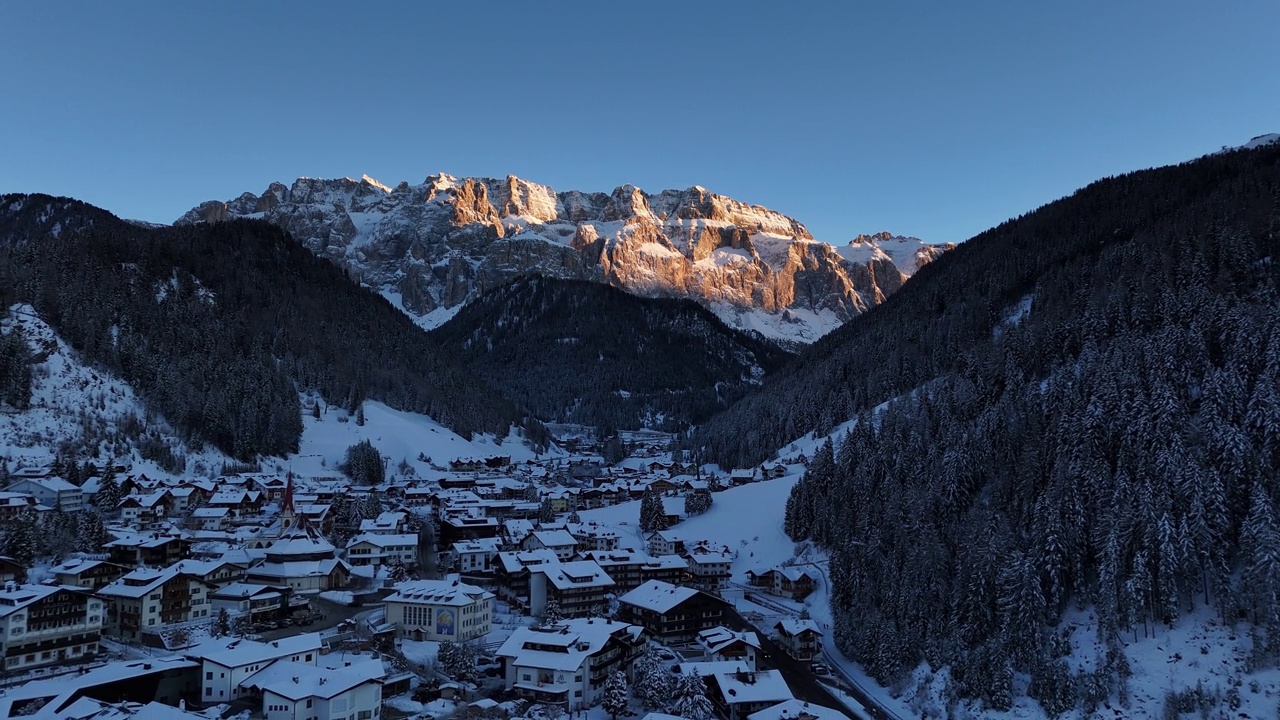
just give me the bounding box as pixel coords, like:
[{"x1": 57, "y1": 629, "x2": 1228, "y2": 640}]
[{"x1": 178, "y1": 174, "x2": 952, "y2": 343}]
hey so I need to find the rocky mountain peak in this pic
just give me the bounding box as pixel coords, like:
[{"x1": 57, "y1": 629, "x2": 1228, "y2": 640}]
[{"x1": 176, "y1": 173, "x2": 951, "y2": 343}]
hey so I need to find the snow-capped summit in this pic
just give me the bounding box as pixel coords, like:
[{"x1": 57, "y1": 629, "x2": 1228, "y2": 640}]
[{"x1": 177, "y1": 174, "x2": 952, "y2": 344}]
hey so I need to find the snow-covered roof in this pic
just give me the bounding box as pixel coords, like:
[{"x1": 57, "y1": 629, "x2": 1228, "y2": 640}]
[
  {"x1": 249, "y1": 558, "x2": 348, "y2": 580},
  {"x1": 697, "y1": 626, "x2": 761, "y2": 654},
  {"x1": 774, "y1": 618, "x2": 823, "y2": 637},
  {"x1": 712, "y1": 669, "x2": 793, "y2": 705},
  {"x1": 529, "y1": 529, "x2": 578, "y2": 548},
  {"x1": 535, "y1": 560, "x2": 614, "y2": 591},
  {"x1": 245, "y1": 658, "x2": 384, "y2": 700},
  {"x1": 675, "y1": 660, "x2": 753, "y2": 677},
  {"x1": 747, "y1": 698, "x2": 849, "y2": 720},
  {"x1": 346, "y1": 533, "x2": 418, "y2": 549},
  {"x1": 385, "y1": 576, "x2": 493, "y2": 607},
  {"x1": 618, "y1": 580, "x2": 699, "y2": 613},
  {"x1": 210, "y1": 582, "x2": 283, "y2": 600},
  {"x1": 0, "y1": 584, "x2": 82, "y2": 616},
  {"x1": 452, "y1": 537, "x2": 502, "y2": 554},
  {"x1": 191, "y1": 506, "x2": 230, "y2": 518},
  {"x1": 191, "y1": 633, "x2": 323, "y2": 669},
  {"x1": 496, "y1": 618, "x2": 641, "y2": 672},
  {"x1": 98, "y1": 566, "x2": 203, "y2": 599},
  {"x1": 496, "y1": 549, "x2": 560, "y2": 573}
]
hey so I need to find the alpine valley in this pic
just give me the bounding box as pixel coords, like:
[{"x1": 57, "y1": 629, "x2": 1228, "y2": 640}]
[{"x1": 0, "y1": 139, "x2": 1277, "y2": 720}]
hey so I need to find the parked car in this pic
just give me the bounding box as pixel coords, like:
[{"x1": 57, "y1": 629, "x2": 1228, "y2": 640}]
[{"x1": 810, "y1": 662, "x2": 831, "y2": 676}]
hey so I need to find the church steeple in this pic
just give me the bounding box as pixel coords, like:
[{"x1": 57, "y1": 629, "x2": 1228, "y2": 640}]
[{"x1": 279, "y1": 472, "x2": 297, "y2": 532}]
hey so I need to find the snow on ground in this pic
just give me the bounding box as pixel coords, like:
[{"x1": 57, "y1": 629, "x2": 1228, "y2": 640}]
[
  {"x1": 580, "y1": 473, "x2": 803, "y2": 580},
  {"x1": 0, "y1": 303, "x2": 236, "y2": 477},
  {"x1": 0, "y1": 304, "x2": 556, "y2": 482},
  {"x1": 287, "y1": 398, "x2": 559, "y2": 481},
  {"x1": 710, "y1": 301, "x2": 844, "y2": 346}
]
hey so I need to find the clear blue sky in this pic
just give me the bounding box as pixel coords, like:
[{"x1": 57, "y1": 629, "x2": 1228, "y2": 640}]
[{"x1": 2, "y1": 2, "x2": 1277, "y2": 244}]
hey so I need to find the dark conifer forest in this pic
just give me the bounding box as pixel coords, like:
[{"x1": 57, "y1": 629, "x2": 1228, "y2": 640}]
[
  {"x1": 0, "y1": 195, "x2": 533, "y2": 459},
  {"x1": 751, "y1": 145, "x2": 1280, "y2": 711},
  {"x1": 431, "y1": 275, "x2": 791, "y2": 432}
]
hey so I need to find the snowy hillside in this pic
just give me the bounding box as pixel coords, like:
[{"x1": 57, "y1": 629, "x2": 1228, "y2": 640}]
[
  {"x1": 178, "y1": 175, "x2": 953, "y2": 344},
  {"x1": 0, "y1": 304, "x2": 556, "y2": 480},
  {"x1": 0, "y1": 303, "x2": 233, "y2": 477}
]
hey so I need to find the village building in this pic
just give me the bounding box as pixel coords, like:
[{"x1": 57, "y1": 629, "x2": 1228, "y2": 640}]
[
  {"x1": 494, "y1": 618, "x2": 646, "y2": 710},
  {"x1": 521, "y1": 529, "x2": 579, "y2": 560},
  {"x1": 187, "y1": 633, "x2": 323, "y2": 703},
  {"x1": 51, "y1": 558, "x2": 130, "y2": 590},
  {"x1": 696, "y1": 626, "x2": 762, "y2": 669},
  {"x1": 451, "y1": 537, "x2": 502, "y2": 574},
  {"x1": 529, "y1": 560, "x2": 616, "y2": 618},
  {"x1": 0, "y1": 583, "x2": 103, "y2": 672},
  {"x1": 617, "y1": 580, "x2": 726, "y2": 644},
  {"x1": 344, "y1": 533, "x2": 418, "y2": 568},
  {"x1": 494, "y1": 549, "x2": 560, "y2": 608},
  {"x1": 383, "y1": 576, "x2": 494, "y2": 641},
  {"x1": 96, "y1": 566, "x2": 216, "y2": 643},
  {"x1": 746, "y1": 567, "x2": 817, "y2": 600},
  {"x1": 706, "y1": 669, "x2": 795, "y2": 720},
  {"x1": 773, "y1": 618, "x2": 823, "y2": 662},
  {"x1": 247, "y1": 658, "x2": 384, "y2": 720},
  {"x1": 5, "y1": 476, "x2": 84, "y2": 512},
  {"x1": 209, "y1": 583, "x2": 292, "y2": 623}
]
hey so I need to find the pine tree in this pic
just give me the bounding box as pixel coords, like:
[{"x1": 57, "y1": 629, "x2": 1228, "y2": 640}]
[
  {"x1": 1, "y1": 508, "x2": 39, "y2": 568},
  {"x1": 212, "y1": 608, "x2": 232, "y2": 637},
  {"x1": 632, "y1": 650, "x2": 672, "y2": 709},
  {"x1": 601, "y1": 670, "x2": 629, "y2": 720},
  {"x1": 672, "y1": 671, "x2": 713, "y2": 720},
  {"x1": 639, "y1": 489, "x2": 667, "y2": 532},
  {"x1": 541, "y1": 598, "x2": 565, "y2": 625},
  {"x1": 539, "y1": 499, "x2": 557, "y2": 524},
  {"x1": 342, "y1": 440, "x2": 384, "y2": 485}
]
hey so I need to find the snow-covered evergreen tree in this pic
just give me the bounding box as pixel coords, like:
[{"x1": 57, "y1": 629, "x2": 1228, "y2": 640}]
[
  {"x1": 601, "y1": 670, "x2": 629, "y2": 720},
  {"x1": 672, "y1": 670, "x2": 713, "y2": 720}
]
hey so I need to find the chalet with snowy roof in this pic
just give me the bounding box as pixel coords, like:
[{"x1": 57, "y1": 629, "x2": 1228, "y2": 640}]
[
  {"x1": 729, "y1": 469, "x2": 756, "y2": 486},
  {"x1": 696, "y1": 627, "x2": 762, "y2": 669},
  {"x1": 165, "y1": 485, "x2": 199, "y2": 514},
  {"x1": 97, "y1": 566, "x2": 216, "y2": 642},
  {"x1": 106, "y1": 532, "x2": 191, "y2": 568},
  {"x1": 0, "y1": 583, "x2": 103, "y2": 672},
  {"x1": 759, "y1": 463, "x2": 788, "y2": 479},
  {"x1": 209, "y1": 582, "x2": 292, "y2": 623},
  {"x1": 6, "y1": 476, "x2": 83, "y2": 511},
  {"x1": 773, "y1": 618, "x2": 822, "y2": 662},
  {"x1": 522, "y1": 529, "x2": 579, "y2": 560},
  {"x1": 494, "y1": 549, "x2": 561, "y2": 608},
  {"x1": 51, "y1": 558, "x2": 129, "y2": 589},
  {"x1": 118, "y1": 490, "x2": 172, "y2": 529},
  {"x1": 191, "y1": 506, "x2": 231, "y2": 531},
  {"x1": 530, "y1": 560, "x2": 616, "y2": 618},
  {"x1": 646, "y1": 529, "x2": 687, "y2": 557},
  {"x1": 171, "y1": 558, "x2": 247, "y2": 588},
  {"x1": 187, "y1": 632, "x2": 322, "y2": 703},
  {"x1": 746, "y1": 566, "x2": 817, "y2": 600},
  {"x1": 384, "y1": 576, "x2": 494, "y2": 641},
  {"x1": 685, "y1": 543, "x2": 734, "y2": 593},
  {"x1": 402, "y1": 486, "x2": 436, "y2": 508},
  {"x1": 206, "y1": 488, "x2": 263, "y2": 519},
  {"x1": 359, "y1": 511, "x2": 408, "y2": 535},
  {"x1": 451, "y1": 537, "x2": 502, "y2": 574},
  {"x1": 618, "y1": 580, "x2": 726, "y2": 643},
  {"x1": 243, "y1": 657, "x2": 384, "y2": 720},
  {"x1": 502, "y1": 518, "x2": 537, "y2": 548},
  {"x1": 0, "y1": 492, "x2": 39, "y2": 522},
  {"x1": 575, "y1": 550, "x2": 687, "y2": 591},
  {"x1": 494, "y1": 618, "x2": 646, "y2": 709},
  {"x1": 345, "y1": 533, "x2": 419, "y2": 568},
  {"x1": 563, "y1": 521, "x2": 621, "y2": 552},
  {"x1": 707, "y1": 669, "x2": 795, "y2": 720}
]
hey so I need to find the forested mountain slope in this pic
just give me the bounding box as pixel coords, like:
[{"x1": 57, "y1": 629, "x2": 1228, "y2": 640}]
[
  {"x1": 749, "y1": 145, "x2": 1280, "y2": 714},
  {"x1": 431, "y1": 276, "x2": 791, "y2": 432},
  {"x1": 697, "y1": 144, "x2": 1280, "y2": 469},
  {"x1": 0, "y1": 195, "x2": 536, "y2": 460}
]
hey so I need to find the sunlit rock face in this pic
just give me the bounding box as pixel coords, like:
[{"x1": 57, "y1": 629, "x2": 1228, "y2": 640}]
[{"x1": 177, "y1": 175, "x2": 952, "y2": 343}]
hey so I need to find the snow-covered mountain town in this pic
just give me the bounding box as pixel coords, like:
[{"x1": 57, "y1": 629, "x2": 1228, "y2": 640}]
[
  {"x1": 3, "y1": 4, "x2": 1280, "y2": 720},
  {"x1": 0, "y1": 402, "x2": 862, "y2": 720}
]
